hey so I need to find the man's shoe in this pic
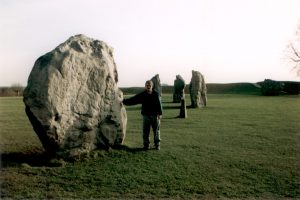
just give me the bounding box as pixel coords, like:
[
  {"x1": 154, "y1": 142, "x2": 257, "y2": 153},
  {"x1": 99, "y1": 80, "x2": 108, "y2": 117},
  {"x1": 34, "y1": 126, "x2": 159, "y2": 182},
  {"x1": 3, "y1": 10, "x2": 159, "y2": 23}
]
[{"x1": 155, "y1": 145, "x2": 160, "y2": 150}]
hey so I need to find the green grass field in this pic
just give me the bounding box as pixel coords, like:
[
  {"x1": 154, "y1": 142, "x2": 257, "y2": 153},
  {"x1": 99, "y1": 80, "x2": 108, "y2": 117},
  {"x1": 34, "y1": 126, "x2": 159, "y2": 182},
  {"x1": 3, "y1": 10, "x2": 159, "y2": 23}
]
[{"x1": 1, "y1": 94, "x2": 300, "y2": 199}]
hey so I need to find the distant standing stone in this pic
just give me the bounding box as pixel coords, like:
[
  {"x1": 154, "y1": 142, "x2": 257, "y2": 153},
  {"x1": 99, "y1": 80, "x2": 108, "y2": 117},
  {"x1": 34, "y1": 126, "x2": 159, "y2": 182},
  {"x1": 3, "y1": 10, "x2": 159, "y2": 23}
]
[
  {"x1": 151, "y1": 74, "x2": 162, "y2": 96},
  {"x1": 173, "y1": 75, "x2": 186, "y2": 103},
  {"x1": 189, "y1": 70, "x2": 207, "y2": 108},
  {"x1": 178, "y1": 98, "x2": 187, "y2": 118},
  {"x1": 23, "y1": 34, "x2": 127, "y2": 160}
]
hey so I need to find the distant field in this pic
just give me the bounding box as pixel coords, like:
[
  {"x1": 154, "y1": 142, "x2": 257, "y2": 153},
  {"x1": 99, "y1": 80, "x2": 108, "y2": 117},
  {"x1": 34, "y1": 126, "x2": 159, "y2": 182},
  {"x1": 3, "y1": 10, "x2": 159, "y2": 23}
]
[{"x1": 1, "y1": 94, "x2": 299, "y2": 199}]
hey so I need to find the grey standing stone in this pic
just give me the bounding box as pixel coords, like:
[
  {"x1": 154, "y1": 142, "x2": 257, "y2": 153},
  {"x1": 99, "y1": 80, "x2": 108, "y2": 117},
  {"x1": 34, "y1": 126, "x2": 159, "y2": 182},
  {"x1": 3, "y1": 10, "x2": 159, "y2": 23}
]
[
  {"x1": 173, "y1": 75, "x2": 186, "y2": 103},
  {"x1": 178, "y1": 98, "x2": 187, "y2": 118},
  {"x1": 189, "y1": 70, "x2": 207, "y2": 108},
  {"x1": 23, "y1": 34, "x2": 127, "y2": 159},
  {"x1": 151, "y1": 74, "x2": 162, "y2": 96}
]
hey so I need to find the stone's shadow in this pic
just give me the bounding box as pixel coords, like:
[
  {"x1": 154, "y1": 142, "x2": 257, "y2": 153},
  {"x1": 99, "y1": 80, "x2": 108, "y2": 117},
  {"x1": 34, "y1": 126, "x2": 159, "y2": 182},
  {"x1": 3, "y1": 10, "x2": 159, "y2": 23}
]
[
  {"x1": 1, "y1": 151, "x2": 54, "y2": 168},
  {"x1": 162, "y1": 101, "x2": 176, "y2": 104},
  {"x1": 1, "y1": 145, "x2": 156, "y2": 168},
  {"x1": 186, "y1": 105, "x2": 195, "y2": 109},
  {"x1": 162, "y1": 104, "x2": 198, "y2": 110},
  {"x1": 162, "y1": 116, "x2": 183, "y2": 119},
  {"x1": 113, "y1": 145, "x2": 146, "y2": 153},
  {"x1": 113, "y1": 144, "x2": 163, "y2": 152},
  {"x1": 162, "y1": 105, "x2": 180, "y2": 109}
]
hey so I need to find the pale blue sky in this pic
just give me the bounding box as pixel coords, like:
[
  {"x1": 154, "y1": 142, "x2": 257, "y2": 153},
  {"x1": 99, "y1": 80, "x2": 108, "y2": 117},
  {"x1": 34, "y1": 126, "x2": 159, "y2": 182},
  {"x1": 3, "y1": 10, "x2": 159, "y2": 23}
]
[{"x1": 0, "y1": 0, "x2": 299, "y2": 87}]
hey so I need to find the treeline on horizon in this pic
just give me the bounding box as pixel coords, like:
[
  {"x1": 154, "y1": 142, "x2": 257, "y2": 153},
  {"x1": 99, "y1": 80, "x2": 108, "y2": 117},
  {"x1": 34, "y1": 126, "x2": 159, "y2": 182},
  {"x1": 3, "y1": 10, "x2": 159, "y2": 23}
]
[
  {"x1": 121, "y1": 81, "x2": 300, "y2": 95},
  {"x1": 1, "y1": 81, "x2": 299, "y2": 97}
]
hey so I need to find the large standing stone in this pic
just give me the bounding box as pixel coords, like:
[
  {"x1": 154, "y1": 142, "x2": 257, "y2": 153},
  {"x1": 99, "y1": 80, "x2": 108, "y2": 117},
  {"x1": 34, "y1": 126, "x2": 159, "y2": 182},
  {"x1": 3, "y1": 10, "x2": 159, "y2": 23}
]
[
  {"x1": 23, "y1": 34, "x2": 127, "y2": 159},
  {"x1": 173, "y1": 75, "x2": 186, "y2": 103},
  {"x1": 151, "y1": 74, "x2": 162, "y2": 96},
  {"x1": 189, "y1": 70, "x2": 207, "y2": 108}
]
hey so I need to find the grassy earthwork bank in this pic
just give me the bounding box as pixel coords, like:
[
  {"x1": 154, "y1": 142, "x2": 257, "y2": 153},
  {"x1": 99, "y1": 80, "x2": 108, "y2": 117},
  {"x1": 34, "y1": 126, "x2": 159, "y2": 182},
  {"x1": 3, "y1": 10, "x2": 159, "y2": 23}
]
[{"x1": 0, "y1": 92, "x2": 300, "y2": 199}]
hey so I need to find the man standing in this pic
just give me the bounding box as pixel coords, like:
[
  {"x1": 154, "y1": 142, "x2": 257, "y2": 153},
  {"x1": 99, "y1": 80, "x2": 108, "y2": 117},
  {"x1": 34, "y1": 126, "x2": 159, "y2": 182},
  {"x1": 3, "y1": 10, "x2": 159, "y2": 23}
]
[{"x1": 123, "y1": 80, "x2": 163, "y2": 150}]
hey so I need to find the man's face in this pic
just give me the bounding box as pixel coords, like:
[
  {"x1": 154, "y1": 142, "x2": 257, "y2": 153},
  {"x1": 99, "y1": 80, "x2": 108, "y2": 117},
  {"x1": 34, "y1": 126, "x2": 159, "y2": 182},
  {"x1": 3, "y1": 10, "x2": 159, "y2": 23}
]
[{"x1": 145, "y1": 83, "x2": 153, "y2": 93}]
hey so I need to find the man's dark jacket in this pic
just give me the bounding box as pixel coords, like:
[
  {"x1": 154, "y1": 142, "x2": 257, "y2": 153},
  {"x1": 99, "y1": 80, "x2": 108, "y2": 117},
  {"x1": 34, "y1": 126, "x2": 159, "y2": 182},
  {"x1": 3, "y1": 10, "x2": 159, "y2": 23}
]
[{"x1": 123, "y1": 90, "x2": 163, "y2": 116}]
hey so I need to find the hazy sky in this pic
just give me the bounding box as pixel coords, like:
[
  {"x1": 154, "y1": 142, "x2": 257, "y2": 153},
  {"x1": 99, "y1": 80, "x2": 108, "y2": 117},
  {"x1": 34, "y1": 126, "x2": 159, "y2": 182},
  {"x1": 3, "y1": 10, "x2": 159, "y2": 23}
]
[{"x1": 1, "y1": 0, "x2": 299, "y2": 87}]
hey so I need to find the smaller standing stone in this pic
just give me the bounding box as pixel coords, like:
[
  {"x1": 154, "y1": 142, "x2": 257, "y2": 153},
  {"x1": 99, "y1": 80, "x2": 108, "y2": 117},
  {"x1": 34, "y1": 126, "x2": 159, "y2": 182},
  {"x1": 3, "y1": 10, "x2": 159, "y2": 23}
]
[
  {"x1": 151, "y1": 74, "x2": 162, "y2": 96},
  {"x1": 173, "y1": 75, "x2": 186, "y2": 103},
  {"x1": 178, "y1": 98, "x2": 187, "y2": 118}
]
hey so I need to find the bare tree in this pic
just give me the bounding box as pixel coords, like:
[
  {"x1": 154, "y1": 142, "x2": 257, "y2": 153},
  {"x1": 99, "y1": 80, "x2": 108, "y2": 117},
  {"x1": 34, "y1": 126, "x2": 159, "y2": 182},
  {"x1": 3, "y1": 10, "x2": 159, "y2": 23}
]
[
  {"x1": 11, "y1": 83, "x2": 23, "y2": 96},
  {"x1": 285, "y1": 20, "x2": 300, "y2": 76}
]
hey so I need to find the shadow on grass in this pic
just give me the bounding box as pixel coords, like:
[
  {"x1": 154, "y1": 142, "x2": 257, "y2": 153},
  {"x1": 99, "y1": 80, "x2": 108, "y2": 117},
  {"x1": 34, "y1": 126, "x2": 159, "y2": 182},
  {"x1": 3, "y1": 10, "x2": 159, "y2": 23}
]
[
  {"x1": 1, "y1": 145, "x2": 159, "y2": 168},
  {"x1": 0, "y1": 151, "x2": 55, "y2": 168},
  {"x1": 113, "y1": 144, "x2": 159, "y2": 153},
  {"x1": 162, "y1": 105, "x2": 180, "y2": 109}
]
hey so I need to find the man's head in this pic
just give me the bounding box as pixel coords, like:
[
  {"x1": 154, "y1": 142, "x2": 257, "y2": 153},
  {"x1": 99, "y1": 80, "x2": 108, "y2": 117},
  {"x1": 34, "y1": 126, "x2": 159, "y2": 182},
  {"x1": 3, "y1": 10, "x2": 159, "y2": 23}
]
[{"x1": 145, "y1": 80, "x2": 153, "y2": 94}]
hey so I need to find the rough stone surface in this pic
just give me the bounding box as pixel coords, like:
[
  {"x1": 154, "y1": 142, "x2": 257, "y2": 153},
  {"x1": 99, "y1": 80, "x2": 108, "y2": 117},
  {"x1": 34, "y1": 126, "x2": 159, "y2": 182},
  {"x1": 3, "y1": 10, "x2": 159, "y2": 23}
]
[
  {"x1": 189, "y1": 70, "x2": 207, "y2": 108},
  {"x1": 173, "y1": 75, "x2": 186, "y2": 103},
  {"x1": 23, "y1": 34, "x2": 127, "y2": 159},
  {"x1": 151, "y1": 74, "x2": 162, "y2": 96}
]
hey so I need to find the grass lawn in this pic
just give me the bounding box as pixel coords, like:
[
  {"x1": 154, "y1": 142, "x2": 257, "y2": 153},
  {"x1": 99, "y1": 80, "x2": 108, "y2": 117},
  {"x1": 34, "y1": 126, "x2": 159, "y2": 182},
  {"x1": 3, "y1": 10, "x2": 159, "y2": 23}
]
[{"x1": 0, "y1": 94, "x2": 299, "y2": 199}]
